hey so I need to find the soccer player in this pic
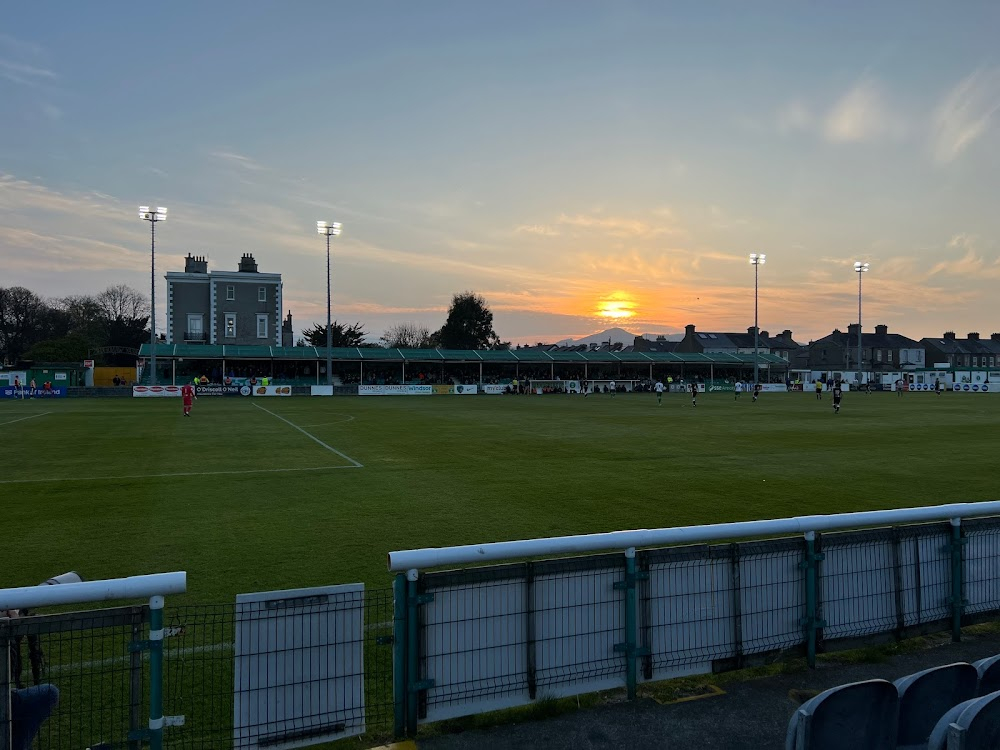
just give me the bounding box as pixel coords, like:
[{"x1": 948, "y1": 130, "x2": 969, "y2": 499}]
[
  {"x1": 690, "y1": 382, "x2": 698, "y2": 407},
  {"x1": 734, "y1": 380, "x2": 743, "y2": 400},
  {"x1": 752, "y1": 382, "x2": 762, "y2": 403},
  {"x1": 609, "y1": 379, "x2": 616, "y2": 398},
  {"x1": 582, "y1": 379, "x2": 589, "y2": 398},
  {"x1": 935, "y1": 379, "x2": 943, "y2": 396},
  {"x1": 896, "y1": 378, "x2": 904, "y2": 397},
  {"x1": 814, "y1": 379, "x2": 823, "y2": 400},
  {"x1": 832, "y1": 381, "x2": 843, "y2": 414},
  {"x1": 654, "y1": 379, "x2": 664, "y2": 405},
  {"x1": 181, "y1": 382, "x2": 196, "y2": 416}
]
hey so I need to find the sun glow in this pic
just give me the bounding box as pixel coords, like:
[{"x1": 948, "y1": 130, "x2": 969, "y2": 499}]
[{"x1": 596, "y1": 292, "x2": 637, "y2": 319}]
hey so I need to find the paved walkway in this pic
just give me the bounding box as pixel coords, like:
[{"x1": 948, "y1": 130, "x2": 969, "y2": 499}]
[{"x1": 409, "y1": 630, "x2": 1000, "y2": 750}]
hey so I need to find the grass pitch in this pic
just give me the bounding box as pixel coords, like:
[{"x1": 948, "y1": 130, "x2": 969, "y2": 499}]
[{"x1": 2, "y1": 390, "x2": 997, "y2": 601}]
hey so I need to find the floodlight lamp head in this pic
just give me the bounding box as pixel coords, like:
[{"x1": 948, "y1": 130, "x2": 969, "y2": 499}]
[
  {"x1": 139, "y1": 205, "x2": 167, "y2": 221},
  {"x1": 854, "y1": 261, "x2": 870, "y2": 273},
  {"x1": 749, "y1": 253, "x2": 765, "y2": 265},
  {"x1": 317, "y1": 220, "x2": 342, "y2": 236}
]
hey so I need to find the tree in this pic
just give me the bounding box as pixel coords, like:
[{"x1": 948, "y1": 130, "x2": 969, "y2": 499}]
[
  {"x1": 303, "y1": 321, "x2": 370, "y2": 348},
  {"x1": 60, "y1": 295, "x2": 107, "y2": 346},
  {"x1": 0, "y1": 287, "x2": 60, "y2": 364},
  {"x1": 380, "y1": 322, "x2": 433, "y2": 349},
  {"x1": 23, "y1": 333, "x2": 91, "y2": 362},
  {"x1": 95, "y1": 284, "x2": 150, "y2": 364},
  {"x1": 436, "y1": 292, "x2": 507, "y2": 350}
]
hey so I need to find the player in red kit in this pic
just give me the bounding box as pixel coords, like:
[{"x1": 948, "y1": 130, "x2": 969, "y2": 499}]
[{"x1": 181, "y1": 383, "x2": 196, "y2": 416}]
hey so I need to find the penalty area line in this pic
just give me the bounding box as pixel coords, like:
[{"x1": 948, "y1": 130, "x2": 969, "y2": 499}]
[
  {"x1": 0, "y1": 465, "x2": 358, "y2": 485},
  {"x1": 253, "y1": 402, "x2": 364, "y2": 468},
  {"x1": 0, "y1": 412, "x2": 51, "y2": 427}
]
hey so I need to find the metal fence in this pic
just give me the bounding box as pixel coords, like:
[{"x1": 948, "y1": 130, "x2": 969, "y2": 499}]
[
  {"x1": 395, "y1": 516, "x2": 1000, "y2": 733},
  {"x1": 3, "y1": 588, "x2": 395, "y2": 750}
]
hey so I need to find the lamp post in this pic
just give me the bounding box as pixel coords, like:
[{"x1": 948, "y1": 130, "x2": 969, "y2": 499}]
[
  {"x1": 139, "y1": 206, "x2": 167, "y2": 386},
  {"x1": 749, "y1": 253, "x2": 766, "y2": 385},
  {"x1": 854, "y1": 261, "x2": 870, "y2": 387},
  {"x1": 317, "y1": 220, "x2": 343, "y2": 388}
]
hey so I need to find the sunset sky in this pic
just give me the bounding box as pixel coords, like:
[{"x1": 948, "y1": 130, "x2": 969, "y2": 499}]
[{"x1": 3, "y1": 2, "x2": 1000, "y2": 345}]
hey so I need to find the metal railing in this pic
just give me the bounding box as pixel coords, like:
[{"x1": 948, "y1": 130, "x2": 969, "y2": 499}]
[{"x1": 388, "y1": 502, "x2": 1000, "y2": 734}]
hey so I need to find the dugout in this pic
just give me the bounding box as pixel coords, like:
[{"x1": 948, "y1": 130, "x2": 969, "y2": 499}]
[{"x1": 137, "y1": 344, "x2": 789, "y2": 387}]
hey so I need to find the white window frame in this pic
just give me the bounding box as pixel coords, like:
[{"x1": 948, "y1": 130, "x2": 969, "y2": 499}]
[
  {"x1": 186, "y1": 314, "x2": 203, "y2": 336},
  {"x1": 225, "y1": 313, "x2": 237, "y2": 338},
  {"x1": 226, "y1": 285, "x2": 235, "y2": 301},
  {"x1": 258, "y1": 286, "x2": 266, "y2": 302},
  {"x1": 256, "y1": 314, "x2": 268, "y2": 339}
]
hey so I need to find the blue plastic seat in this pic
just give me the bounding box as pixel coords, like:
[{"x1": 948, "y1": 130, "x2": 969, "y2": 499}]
[
  {"x1": 972, "y1": 655, "x2": 1000, "y2": 697},
  {"x1": 927, "y1": 689, "x2": 1000, "y2": 750},
  {"x1": 893, "y1": 663, "x2": 979, "y2": 749},
  {"x1": 785, "y1": 679, "x2": 898, "y2": 750}
]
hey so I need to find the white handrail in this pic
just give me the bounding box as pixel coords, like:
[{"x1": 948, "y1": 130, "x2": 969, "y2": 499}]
[
  {"x1": 0, "y1": 572, "x2": 186, "y2": 610},
  {"x1": 387, "y1": 502, "x2": 1000, "y2": 572}
]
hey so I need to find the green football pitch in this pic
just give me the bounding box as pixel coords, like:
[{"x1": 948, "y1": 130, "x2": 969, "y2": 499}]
[{"x1": 1, "y1": 391, "x2": 997, "y2": 601}]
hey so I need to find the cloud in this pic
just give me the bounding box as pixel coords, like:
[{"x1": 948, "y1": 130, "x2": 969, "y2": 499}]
[
  {"x1": 927, "y1": 234, "x2": 1000, "y2": 279},
  {"x1": 0, "y1": 58, "x2": 56, "y2": 87},
  {"x1": 515, "y1": 224, "x2": 560, "y2": 236},
  {"x1": 822, "y1": 79, "x2": 903, "y2": 143},
  {"x1": 556, "y1": 212, "x2": 681, "y2": 238},
  {"x1": 209, "y1": 150, "x2": 265, "y2": 171},
  {"x1": 930, "y1": 68, "x2": 1000, "y2": 163}
]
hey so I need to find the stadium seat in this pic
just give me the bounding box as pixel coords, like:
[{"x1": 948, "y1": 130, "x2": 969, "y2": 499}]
[
  {"x1": 893, "y1": 663, "x2": 979, "y2": 749},
  {"x1": 926, "y1": 689, "x2": 1000, "y2": 750},
  {"x1": 785, "y1": 679, "x2": 898, "y2": 750},
  {"x1": 973, "y1": 655, "x2": 1000, "y2": 696}
]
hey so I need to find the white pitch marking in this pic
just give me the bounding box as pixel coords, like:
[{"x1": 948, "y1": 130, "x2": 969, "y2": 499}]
[
  {"x1": 0, "y1": 412, "x2": 51, "y2": 427},
  {"x1": 300, "y1": 413, "x2": 356, "y2": 427},
  {"x1": 0, "y1": 465, "x2": 358, "y2": 485},
  {"x1": 253, "y1": 403, "x2": 363, "y2": 467}
]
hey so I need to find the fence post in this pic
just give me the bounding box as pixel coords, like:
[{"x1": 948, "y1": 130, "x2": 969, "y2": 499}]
[
  {"x1": 148, "y1": 595, "x2": 165, "y2": 750},
  {"x1": 406, "y1": 569, "x2": 420, "y2": 736},
  {"x1": 128, "y1": 607, "x2": 146, "y2": 750},
  {"x1": 800, "y1": 531, "x2": 825, "y2": 668},
  {"x1": 393, "y1": 572, "x2": 407, "y2": 738},
  {"x1": 614, "y1": 547, "x2": 649, "y2": 700},
  {"x1": 0, "y1": 621, "x2": 10, "y2": 750},
  {"x1": 949, "y1": 518, "x2": 967, "y2": 642}
]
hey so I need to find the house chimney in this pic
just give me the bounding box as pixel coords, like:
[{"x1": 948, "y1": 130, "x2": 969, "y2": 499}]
[
  {"x1": 944, "y1": 331, "x2": 956, "y2": 341},
  {"x1": 992, "y1": 333, "x2": 1000, "y2": 341},
  {"x1": 685, "y1": 324, "x2": 696, "y2": 335},
  {"x1": 760, "y1": 330, "x2": 769, "y2": 338},
  {"x1": 184, "y1": 253, "x2": 208, "y2": 273},
  {"x1": 781, "y1": 329, "x2": 793, "y2": 340},
  {"x1": 968, "y1": 332, "x2": 980, "y2": 340},
  {"x1": 238, "y1": 253, "x2": 258, "y2": 273},
  {"x1": 875, "y1": 324, "x2": 888, "y2": 336},
  {"x1": 847, "y1": 323, "x2": 861, "y2": 336}
]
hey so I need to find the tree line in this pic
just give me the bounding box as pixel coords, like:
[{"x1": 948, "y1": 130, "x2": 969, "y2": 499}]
[
  {"x1": 300, "y1": 291, "x2": 510, "y2": 351},
  {"x1": 0, "y1": 288, "x2": 507, "y2": 366},
  {"x1": 0, "y1": 284, "x2": 150, "y2": 366}
]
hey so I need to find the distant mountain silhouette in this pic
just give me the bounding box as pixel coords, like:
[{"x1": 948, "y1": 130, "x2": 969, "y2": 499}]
[{"x1": 556, "y1": 328, "x2": 683, "y2": 346}]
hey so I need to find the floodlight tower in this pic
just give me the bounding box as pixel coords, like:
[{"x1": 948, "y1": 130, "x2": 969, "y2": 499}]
[
  {"x1": 317, "y1": 220, "x2": 343, "y2": 388},
  {"x1": 854, "y1": 261, "x2": 870, "y2": 386},
  {"x1": 139, "y1": 206, "x2": 167, "y2": 386},
  {"x1": 749, "y1": 253, "x2": 766, "y2": 385}
]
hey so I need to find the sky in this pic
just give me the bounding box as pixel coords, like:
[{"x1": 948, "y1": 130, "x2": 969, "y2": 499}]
[{"x1": 3, "y1": 2, "x2": 1000, "y2": 346}]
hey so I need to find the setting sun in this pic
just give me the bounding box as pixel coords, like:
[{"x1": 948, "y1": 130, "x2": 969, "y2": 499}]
[{"x1": 596, "y1": 292, "x2": 637, "y2": 320}]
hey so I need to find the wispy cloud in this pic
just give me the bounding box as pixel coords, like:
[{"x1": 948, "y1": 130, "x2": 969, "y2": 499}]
[
  {"x1": 209, "y1": 150, "x2": 265, "y2": 171},
  {"x1": 930, "y1": 68, "x2": 1000, "y2": 163},
  {"x1": 823, "y1": 79, "x2": 903, "y2": 143},
  {"x1": 515, "y1": 224, "x2": 560, "y2": 236},
  {"x1": 927, "y1": 234, "x2": 1000, "y2": 279},
  {"x1": 0, "y1": 59, "x2": 56, "y2": 87}
]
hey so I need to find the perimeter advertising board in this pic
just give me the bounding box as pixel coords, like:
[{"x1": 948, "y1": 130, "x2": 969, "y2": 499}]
[{"x1": 133, "y1": 386, "x2": 181, "y2": 398}]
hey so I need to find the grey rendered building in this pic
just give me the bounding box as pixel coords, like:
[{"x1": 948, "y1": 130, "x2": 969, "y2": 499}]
[{"x1": 166, "y1": 253, "x2": 292, "y2": 346}]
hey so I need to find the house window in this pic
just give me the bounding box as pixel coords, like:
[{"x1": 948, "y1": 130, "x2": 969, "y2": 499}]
[
  {"x1": 186, "y1": 314, "x2": 203, "y2": 340},
  {"x1": 888, "y1": 350, "x2": 893, "y2": 362},
  {"x1": 258, "y1": 287, "x2": 266, "y2": 302},
  {"x1": 991, "y1": 357, "x2": 996, "y2": 368},
  {"x1": 225, "y1": 313, "x2": 236, "y2": 338},
  {"x1": 876, "y1": 350, "x2": 882, "y2": 362},
  {"x1": 257, "y1": 314, "x2": 268, "y2": 339},
  {"x1": 226, "y1": 285, "x2": 235, "y2": 301}
]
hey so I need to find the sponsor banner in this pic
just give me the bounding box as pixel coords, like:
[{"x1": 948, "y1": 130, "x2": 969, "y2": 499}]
[
  {"x1": 953, "y1": 383, "x2": 993, "y2": 393},
  {"x1": 707, "y1": 384, "x2": 734, "y2": 392},
  {"x1": 432, "y1": 384, "x2": 455, "y2": 395},
  {"x1": 133, "y1": 386, "x2": 182, "y2": 398},
  {"x1": 196, "y1": 384, "x2": 250, "y2": 397},
  {"x1": 759, "y1": 384, "x2": 787, "y2": 393},
  {"x1": 0, "y1": 386, "x2": 67, "y2": 399},
  {"x1": 358, "y1": 384, "x2": 433, "y2": 396},
  {"x1": 253, "y1": 385, "x2": 293, "y2": 397},
  {"x1": 455, "y1": 384, "x2": 478, "y2": 395},
  {"x1": 789, "y1": 383, "x2": 804, "y2": 391},
  {"x1": 483, "y1": 384, "x2": 509, "y2": 395},
  {"x1": 311, "y1": 385, "x2": 334, "y2": 396}
]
